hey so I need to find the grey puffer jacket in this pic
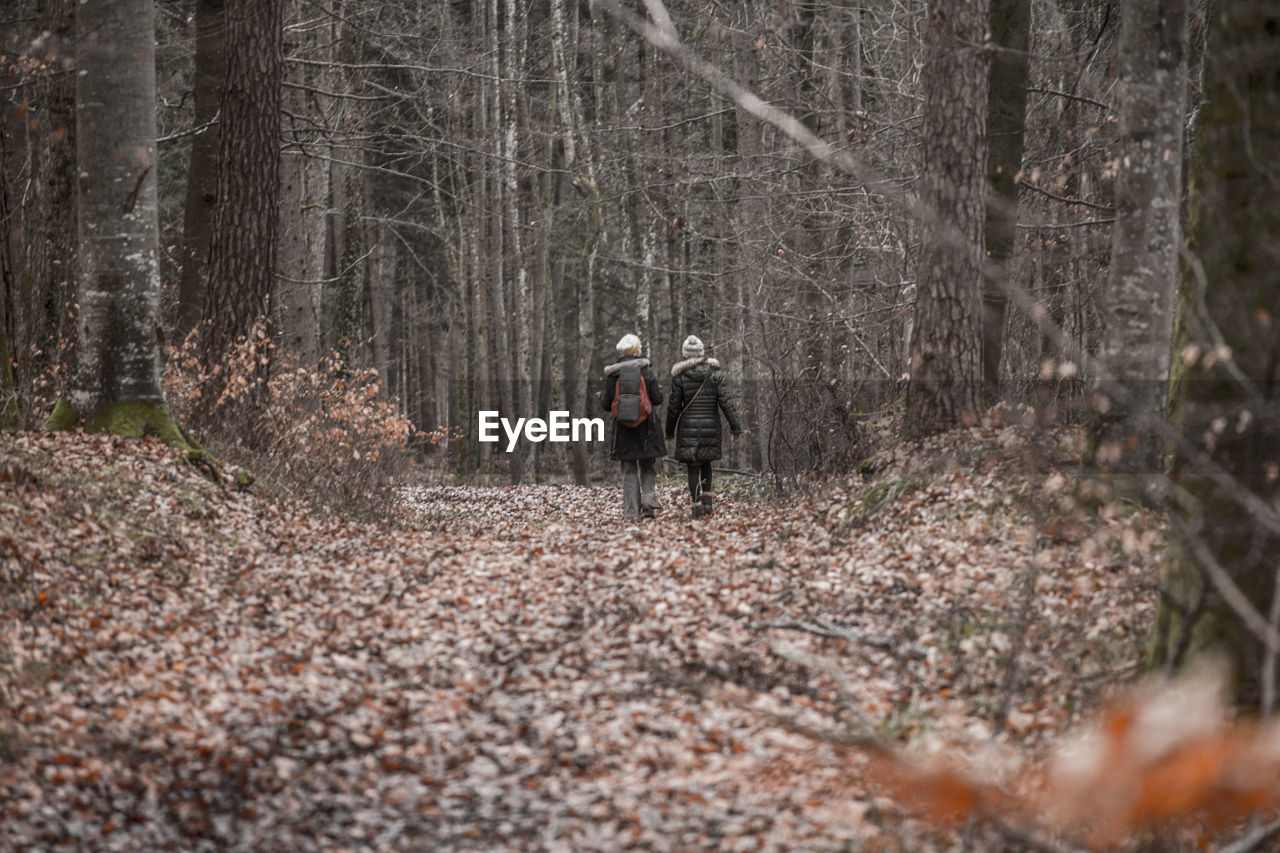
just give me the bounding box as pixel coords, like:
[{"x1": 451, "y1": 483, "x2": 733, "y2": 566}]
[{"x1": 665, "y1": 357, "x2": 742, "y2": 463}]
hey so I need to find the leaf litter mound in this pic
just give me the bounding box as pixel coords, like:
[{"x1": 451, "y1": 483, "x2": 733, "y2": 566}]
[{"x1": 1, "y1": 426, "x2": 1164, "y2": 851}]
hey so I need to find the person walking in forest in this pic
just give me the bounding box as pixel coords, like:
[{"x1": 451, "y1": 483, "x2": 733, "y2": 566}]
[
  {"x1": 666, "y1": 335, "x2": 743, "y2": 519},
  {"x1": 599, "y1": 334, "x2": 666, "y2": 520}
]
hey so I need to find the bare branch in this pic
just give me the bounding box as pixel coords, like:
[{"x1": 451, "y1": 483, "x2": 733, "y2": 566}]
[
  {"x1": 759, "y1": 617, "x2": 925, "y2": 659},
  {"x1": 156, "y1": 110, "x2": 220, "y2": 144},
  {"x1": 1019, "y1": 178, "x2": 1116, "y2": 212},
  {"x1": 1170, "y1": 504, "x2": 1280, "y2": 655},
  {"x1": 1219, "y1": 816, "x2": 1280, "y2": 853},
  {"x1": 595, "y1": 0, "x2": 863, "y2": 177},
  {"x1": 1028, "y1": 86, "x2": 1111, "y2": 111},
  {"x1": 1017, "y1": 217, "x2": 1115, "y2": 230},
  {"x1": 1263, "y1": 565, "x2": 1280, "y2": 715}
]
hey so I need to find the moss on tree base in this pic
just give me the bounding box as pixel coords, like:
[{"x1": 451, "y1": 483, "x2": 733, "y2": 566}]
[
  {"x1": 45, "y1": 398, "x2": 193, "y2": 444},
  {"x1": 42, "y1": 398, "x2": 79, "y2": 432},
  {"x1": 43, "y1": 398, "x2": 226, "y2": 480}
]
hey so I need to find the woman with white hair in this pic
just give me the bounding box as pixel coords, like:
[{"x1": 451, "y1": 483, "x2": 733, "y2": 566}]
[{"x1": 598, "y1": 333, "x2": 666, "y2": 519}]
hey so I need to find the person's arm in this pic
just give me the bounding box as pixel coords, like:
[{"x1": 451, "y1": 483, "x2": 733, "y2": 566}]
[
  {"x1": 665, "y1": 375, "x2": 683, "y2": 438},
  {"x1": 599, "y1": 371, "x2": 615, "y2": 412},
  {"x1": 718, "y1": 374, "x2": 744, "y2": 435},
  {"x1": 644, "y1": 366, "x2": 664, "y2": 407}
]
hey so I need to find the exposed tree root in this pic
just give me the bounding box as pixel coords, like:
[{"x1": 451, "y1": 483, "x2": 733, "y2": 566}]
[{"x1": 43, "y1": 398, "x2": 231, "y2": 484}]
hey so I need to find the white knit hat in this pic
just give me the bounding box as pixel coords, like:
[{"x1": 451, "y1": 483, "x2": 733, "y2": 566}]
[
  {"x1": 616, "y1": 333, "x2": 642, "y2": 355},
  {"x1": 681, "y1": 335, "x2": 705, "y2": 358}
]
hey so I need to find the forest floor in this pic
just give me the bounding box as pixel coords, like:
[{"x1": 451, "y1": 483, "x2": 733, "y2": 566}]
[{"x1": 1, "y1": 425, "x2": 1169, "y2": 851}]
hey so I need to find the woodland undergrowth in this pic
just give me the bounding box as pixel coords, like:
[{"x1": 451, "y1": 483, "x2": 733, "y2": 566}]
[
  {"x1": 163, "y1": 328, "x2": 424, "y2": 519},
  {"x1": 2, "y1": 417, "x2": 1276, "y2": 851}
]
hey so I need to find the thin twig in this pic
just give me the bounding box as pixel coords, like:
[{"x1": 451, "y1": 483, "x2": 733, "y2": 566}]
[
  {"x1": 1181, "y1": 246, "x2": 1259, "y2": 395},
  {"x1": 1017, "y1": 217, "x2": 1115, "y2": 230},
  {"x1": 1170, "y1": 507, "x2": 1280, "y2": 654},
  {"x1": 1265, "y1": 564, "x2": 1280, "y2": 715},
  {"x1": 156, "y1": 110, "x2": 220, "y2": 144},
  {"x1": 762, "y1": 617, "x2": 895, "y2": 649},
  {"x1": 1165, "y1": 582, "x2": 1209, "y2": 675},
  {"x1": 1070, "y1": 1, "x2": 1113, "y2": 94},
  {"x1": 712, "y1": 466, "x2": 764, "y2": 478},
  {"x1": 596, "y1": 0, "x2": 862, "y2": 178},
  {"x1": 1218, "y1": 816, "x2": 1280, "y2": 853},
  {"x1": 1019, "y1": 178, "x2": 1116, "y2": 212},
  {"x1": 1027, "y1": 86, "x2": 1111, "y2": 111},
  {"x1": 1077, "y1": 660, "x2": 1144, "y2": 684},
  {"x1": 759, "y1": 617, "x2": 926, "y2": 659},
  {"x1": 806, "y1": 277, "x2": 894, "y2": 379}
]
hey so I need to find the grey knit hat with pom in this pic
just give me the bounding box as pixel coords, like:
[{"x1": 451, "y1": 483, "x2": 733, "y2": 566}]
[{"x1": 681, "y1": 335, "x2": 705, "y2": 358}]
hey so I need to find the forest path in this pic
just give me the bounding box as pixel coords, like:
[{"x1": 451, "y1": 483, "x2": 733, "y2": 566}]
[{"x1": 0, "y1": 430, "x2": 1161, "y2": 850}]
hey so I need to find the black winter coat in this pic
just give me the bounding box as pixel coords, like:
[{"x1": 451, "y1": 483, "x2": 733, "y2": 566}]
[
  {"x1": 599, "y1": 356, "x2": 667, "y2": 461},
  {"x1": 665, "y1": 357, "x2": 742, "y2": 463}
]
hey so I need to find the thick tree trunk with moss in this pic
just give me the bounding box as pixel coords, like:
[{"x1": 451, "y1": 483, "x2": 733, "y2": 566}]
[
  {"x1": 1091, "y1": 0, "x2": 1187, "y2": 486},
  {"x1": 1149, "y1": 2, "x2": 1280, "y2": 711},
  {"x1": 44, "y1": 0, "x2": 198, "y2": 455}
]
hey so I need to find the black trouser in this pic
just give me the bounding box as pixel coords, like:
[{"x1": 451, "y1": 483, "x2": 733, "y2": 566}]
[{"x1": 686, "y1": 460, "x2": 712, "y2": 501}]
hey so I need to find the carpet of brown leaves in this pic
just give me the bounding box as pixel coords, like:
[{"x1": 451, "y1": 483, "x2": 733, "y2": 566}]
[{"x1": 1, "y1": 426, "x2": 1164, "y2": 851}]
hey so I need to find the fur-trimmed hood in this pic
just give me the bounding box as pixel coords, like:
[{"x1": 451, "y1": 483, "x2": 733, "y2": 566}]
[
  {"x1": 603, "y1": 357, "x2": 651, "y2": 376},
  {"x1": 670, "y1": 356, "x2": 719, "y2": 377}
]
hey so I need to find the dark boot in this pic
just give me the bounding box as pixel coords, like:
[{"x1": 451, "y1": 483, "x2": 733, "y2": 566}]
[{"x1": 700, "y1": 492, "x2": 714, "y2": 516}]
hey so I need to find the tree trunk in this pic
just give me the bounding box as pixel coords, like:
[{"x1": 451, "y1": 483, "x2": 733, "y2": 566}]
[
  {"x1": 550, "y1": 0, "x2": 576, "y2": 481},
  {"x1": 503, "y1": 0, "x2": 531, "y2": 483},
  {"x1": 273, "y1": 0, "x2": 325, "y2": 369},
  {"x1": 0, "y1": 270, "x2": 17, "y2": 430},
  {"x1": 0, "y1": 96, "x2": 21, "y2": 429},
  {"x1": 7, "y1": 0, "x2": 77, "y2": 417},
  {"x1": 327, "y1": 13, "x2": 367, "y2": 368},
  {"x1": 734, "y1": 25, "x2": 767, "y2": 469},
  {"x1": 905, "y1": 0, "x2": 990, "y2": 437},
  {"x1": 174, "y1": 0, "x2": 225, "y2": 340},
  {"x1": 1090, "y1": 0, "x2": 1187, "y2": 486},
  {"x1": 552, "y1": 0, "x2": 599, "y2": 485},
  {"x1": 45, "y1": 0, "x2": 192, "y2": 449},
  {"x1": 570, "y1": 173, "x2": 600, "y2": 486},
  {"x1": 981, "y1": 0, "x2": 1030, "y2": 398},
  {"x1": 201, "y1": 0, "x2": 284, "y2": 415},
  {"x1": 367, "y1": 226, "x2": 393, "y2": 388},
  {"x1": 274, "y1": 146, "x2": 322, "y2": 367},
  {"x1": 1149, "y1": 0, "x2": 1280, "y2": 711}
]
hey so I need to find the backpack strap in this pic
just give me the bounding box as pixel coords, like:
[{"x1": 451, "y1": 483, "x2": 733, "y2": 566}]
[
  {"x1": 617, "y1": 363, "x2": 643, "y2": 395},
  {"x1": 674, "y1": 375, "x2": 710, "y2": 435}
]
